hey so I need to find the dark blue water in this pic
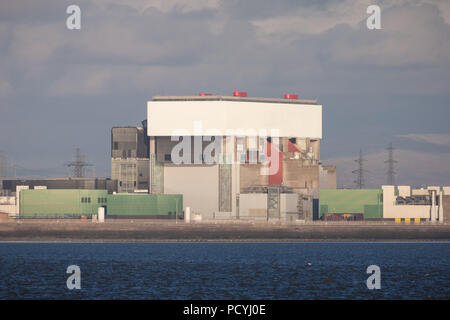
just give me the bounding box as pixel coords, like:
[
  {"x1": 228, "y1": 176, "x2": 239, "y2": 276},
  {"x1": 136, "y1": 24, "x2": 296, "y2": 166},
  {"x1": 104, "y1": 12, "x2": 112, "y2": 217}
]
[{"x1": 0, "y1": 242, "x2": 449, "y2": 299}]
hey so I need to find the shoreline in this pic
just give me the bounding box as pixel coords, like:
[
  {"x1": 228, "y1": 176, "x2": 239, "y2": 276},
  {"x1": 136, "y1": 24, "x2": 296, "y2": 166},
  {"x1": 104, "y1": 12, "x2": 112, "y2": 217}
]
[
  {"x1": 1, "y1": 220, "x2": 450, "y2": 242},
  {"x1": 1, "y1": 239, "x2": 450, "y2": 243}
]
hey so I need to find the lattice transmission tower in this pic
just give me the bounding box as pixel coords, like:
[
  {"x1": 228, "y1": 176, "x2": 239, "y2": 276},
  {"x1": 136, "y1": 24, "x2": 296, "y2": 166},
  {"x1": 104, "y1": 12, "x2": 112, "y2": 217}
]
[
  {"x1": 65, "y1": 148, "x2": 92, "y2": 178},
  {"x1": 352, "y1": 148, "x2": 368, "y2": 189},
  {"x1": 385, "y1": 143, "x2": 397, "y2": 186}
]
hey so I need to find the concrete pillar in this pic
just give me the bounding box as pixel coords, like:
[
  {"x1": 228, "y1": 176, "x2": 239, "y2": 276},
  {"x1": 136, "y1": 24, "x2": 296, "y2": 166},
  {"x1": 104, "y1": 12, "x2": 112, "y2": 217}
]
[
  {"x1": 185, "y1": 206, "x2": 191, "y2": 223},
  {"x1": 431, "y1": 190, "x2": 436, "y2": 222},
  {"x1": 15, "y1": 185, "x2": 29, "y2": 218},
  {"x1": 381, "y1": 185, "x2": 395, "y2": 219},
  {"x1": 98, "y1": 207, "x2": 105, "y2": 223},
  {"x1": 438, "y1": 190, "x2": 444, "y2": 223}
]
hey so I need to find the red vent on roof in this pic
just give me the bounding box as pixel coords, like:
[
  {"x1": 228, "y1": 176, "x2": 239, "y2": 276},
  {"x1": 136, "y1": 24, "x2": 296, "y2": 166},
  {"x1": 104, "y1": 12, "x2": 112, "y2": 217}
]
[
  {"x1": 199, "y1": 93, "x2": 212, "y2": 96},
  {"x1": 233, "y1": 91, "x2": 247, "y2": 97},
  {"x1": 284, "y1": 94, "x2": 298, "y2": 99}
]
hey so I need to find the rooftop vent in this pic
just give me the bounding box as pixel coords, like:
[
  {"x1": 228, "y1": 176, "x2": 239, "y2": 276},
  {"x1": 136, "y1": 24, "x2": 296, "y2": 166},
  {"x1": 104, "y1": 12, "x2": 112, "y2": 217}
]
[
  {"x1": 233, "y1": 91, "x2": 247, "y2": 97},
  {"x1": 284, "y1": 94, "x2": 298, "y2": 99},
  {"x1": 199, "y1": 93, "x2": 212, "y2": 96}
]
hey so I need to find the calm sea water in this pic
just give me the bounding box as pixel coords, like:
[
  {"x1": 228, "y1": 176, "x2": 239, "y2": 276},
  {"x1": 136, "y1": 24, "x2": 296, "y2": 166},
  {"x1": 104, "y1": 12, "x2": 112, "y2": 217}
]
[{"x1": 0, "y1": 242, "x2": 449, "y2": 299}]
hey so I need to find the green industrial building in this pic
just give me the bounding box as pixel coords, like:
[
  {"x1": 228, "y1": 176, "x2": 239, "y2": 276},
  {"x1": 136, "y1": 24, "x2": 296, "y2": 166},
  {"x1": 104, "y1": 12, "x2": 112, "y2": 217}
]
[
  {"x1": 319, "y1": 189, "x2": 383, "y2": 220},
  {"x1": 19, "y1": 189, "x2": 182, "y2": 219},
  {"x1": 106, "y1": 193, "x2": 182, "y2": 218}
]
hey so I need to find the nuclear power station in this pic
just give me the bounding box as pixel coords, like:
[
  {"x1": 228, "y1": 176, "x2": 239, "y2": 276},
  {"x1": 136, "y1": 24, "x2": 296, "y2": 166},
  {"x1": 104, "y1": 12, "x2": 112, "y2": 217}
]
[{"x1": 0, "y1": 92, "x2": 449, "y2": 223}]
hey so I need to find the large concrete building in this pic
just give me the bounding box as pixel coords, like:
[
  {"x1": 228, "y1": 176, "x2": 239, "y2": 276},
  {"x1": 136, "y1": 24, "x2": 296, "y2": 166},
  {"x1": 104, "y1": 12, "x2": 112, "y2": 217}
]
[
  {"x1": 111, "y1": 125, "x2": 150, "y2": 193},
  {"x1": 143, "y1": 92, "x2": 336, "y2": 221}
]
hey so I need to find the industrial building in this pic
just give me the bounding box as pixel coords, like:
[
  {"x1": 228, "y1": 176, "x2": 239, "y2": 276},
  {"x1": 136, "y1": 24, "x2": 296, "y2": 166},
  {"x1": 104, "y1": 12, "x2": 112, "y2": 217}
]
[
  {"x1": 319, "y1": 185, "x2": 450, "y2": 222},
  {"x1": 319, "y1": 189, "x2": 383, "y2": 220},
  {"x1": 17, "y1": 189, "x2": 182, "y2": 219},
  {"x1": 2, "y1": 91, "x2": 448, "y2": 224},
  {"x1": 1, "y1": 178, "x2": 118, "y2": 195},
  {"x1": 0, "y1": 178, "x2": 118, "y2": 218},
  {"x1": 18, "y1": 189, "x2": 181, "y2": 219},
  {"x1": 144, "y1": 92, "x2": 336, "y2": 222},
  {"x1": 111, "y1": 124, "x2": 150, "y2": 193}
]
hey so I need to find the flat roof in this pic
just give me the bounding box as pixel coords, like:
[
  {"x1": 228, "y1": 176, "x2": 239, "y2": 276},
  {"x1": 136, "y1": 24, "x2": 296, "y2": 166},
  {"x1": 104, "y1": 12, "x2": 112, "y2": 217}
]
[
  {"x1": 152, "y1": 95, "x2": 318, "y2": 105},
  {"x1": 148, "y1": 99, "x2": 322, "y2": 138}
]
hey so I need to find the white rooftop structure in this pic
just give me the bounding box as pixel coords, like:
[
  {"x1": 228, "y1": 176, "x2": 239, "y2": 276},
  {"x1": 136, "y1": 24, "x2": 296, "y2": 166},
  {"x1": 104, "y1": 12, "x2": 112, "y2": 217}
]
[{"x1": 147, "y1": 95, "x2": 322, "y2": 138}]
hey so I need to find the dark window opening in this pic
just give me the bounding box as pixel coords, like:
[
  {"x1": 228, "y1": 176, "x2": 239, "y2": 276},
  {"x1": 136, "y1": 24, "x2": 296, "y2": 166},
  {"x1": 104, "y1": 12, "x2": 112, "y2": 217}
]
[{"x1": 164, "y1": 154, "x2": 171, "y2": 161}]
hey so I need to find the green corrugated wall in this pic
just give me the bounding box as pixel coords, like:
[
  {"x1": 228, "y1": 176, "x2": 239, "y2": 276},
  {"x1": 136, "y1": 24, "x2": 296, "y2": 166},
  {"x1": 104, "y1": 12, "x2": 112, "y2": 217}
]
[
  {"x1": 20, "y1": 189, "x2": 183, "y2": 218},
  {"x1": 20, "y1": 189, "x2": 108, "y2": 218},
  {"x1": 319, "y1": 189, "x2": 383, "y2": 219},
  {"x1": 106, "y1": 194, "x2": 182, "y2": 216}
]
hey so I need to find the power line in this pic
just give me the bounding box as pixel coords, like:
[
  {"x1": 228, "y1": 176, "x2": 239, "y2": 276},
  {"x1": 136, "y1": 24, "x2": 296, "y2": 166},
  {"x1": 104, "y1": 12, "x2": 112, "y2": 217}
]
[
  {"x1": 352, "y1": 148, "x2": 368, "y2": 189},
  {"x1": 65, "y1": 148, "x2": 92, "y2": 178},
  {"x1": 385, "y1": 143, "x2": 397, "y2": 186}
]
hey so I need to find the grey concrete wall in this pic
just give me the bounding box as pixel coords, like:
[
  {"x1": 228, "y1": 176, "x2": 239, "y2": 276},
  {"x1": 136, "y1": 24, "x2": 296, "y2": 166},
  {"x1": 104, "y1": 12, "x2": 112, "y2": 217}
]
[
  {"x1": 112, "y1": 158, "x2": 149, "y2": 193},
  {"x1": 239, "y1": 193, "x2": 267, "y2": 219},
  {"x1": 164, "y1": 164, "x2": 219, "y2": 219},
  {"x1": 283, "y1": 161, "x2": 319, "y2": 189},
  {"x1": 280, "y1": 194, "x2": 298, "y2": 214}
]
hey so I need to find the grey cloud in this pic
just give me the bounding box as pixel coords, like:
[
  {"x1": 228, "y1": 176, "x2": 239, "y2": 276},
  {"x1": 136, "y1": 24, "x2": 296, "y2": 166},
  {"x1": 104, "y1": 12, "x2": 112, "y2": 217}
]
[
  {"x1": 397, "y1": 134, "x2": 450, "y2": 146},
  {"x1": 0, "y1": 0, "x2": 449, "y2": 182}
]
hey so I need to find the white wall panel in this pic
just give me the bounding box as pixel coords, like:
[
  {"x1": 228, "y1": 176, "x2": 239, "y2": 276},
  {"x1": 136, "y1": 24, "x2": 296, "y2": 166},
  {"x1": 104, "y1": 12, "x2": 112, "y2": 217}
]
[{"x1": 148, "y1": 101, "x2": 322, "y2": 138}]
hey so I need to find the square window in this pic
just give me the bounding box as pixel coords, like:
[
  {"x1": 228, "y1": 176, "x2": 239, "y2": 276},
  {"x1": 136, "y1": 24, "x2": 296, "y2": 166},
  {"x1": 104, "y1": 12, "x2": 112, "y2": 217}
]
[{"x1": 164, "y1": 154, "x2": 171, "y2": 161}]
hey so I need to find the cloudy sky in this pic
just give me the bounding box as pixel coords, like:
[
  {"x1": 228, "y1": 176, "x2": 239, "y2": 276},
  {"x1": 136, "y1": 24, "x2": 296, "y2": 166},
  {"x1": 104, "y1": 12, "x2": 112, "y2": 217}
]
[{"x1": 0, "y1": 0, "x2": 449, "y2": 187}]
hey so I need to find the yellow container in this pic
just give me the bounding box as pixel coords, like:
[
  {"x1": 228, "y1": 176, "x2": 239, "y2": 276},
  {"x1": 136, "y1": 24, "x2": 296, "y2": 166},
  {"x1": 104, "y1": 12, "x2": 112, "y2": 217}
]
[
  {"x1": 414, "y1": 218, "x2": 421, "y2": 224},
  {"x1": 395, "y1": 218, "x2": 401, "y2": 223},
  {"x1": 404, "y1": 218, "x2": 411, "y2": 224}
]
